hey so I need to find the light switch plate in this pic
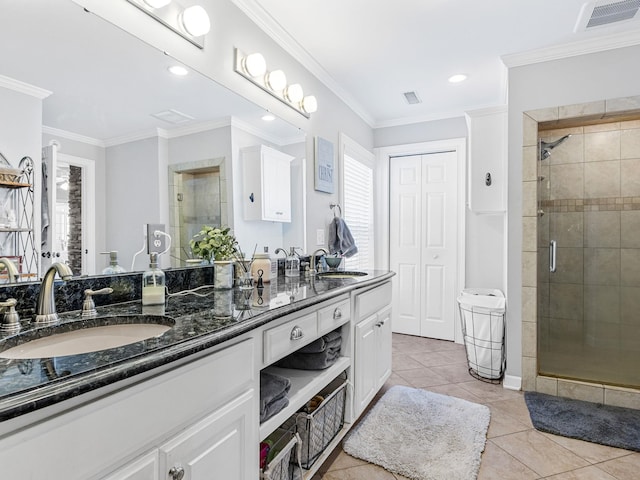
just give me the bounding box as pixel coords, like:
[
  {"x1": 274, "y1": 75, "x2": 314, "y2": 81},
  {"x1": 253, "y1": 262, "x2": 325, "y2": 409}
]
[
  {"x1": 147, "y1": 223, "x2": 166, "y2": 254},
  {"x1": 316, "y1": 229, "x2": 325, "y2": 246}
]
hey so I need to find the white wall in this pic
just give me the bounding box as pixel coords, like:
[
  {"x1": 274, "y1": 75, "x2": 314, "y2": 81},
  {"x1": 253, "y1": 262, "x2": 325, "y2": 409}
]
[
  {"x1": 105, "y1": 137, "x2": 167, "y2": 272},
  {"x1": 373, "y1": 117, "x2": 467, "y2": 147},
  {"x1": 506, "y1": 43, "x2": 640, "y2": 381}
]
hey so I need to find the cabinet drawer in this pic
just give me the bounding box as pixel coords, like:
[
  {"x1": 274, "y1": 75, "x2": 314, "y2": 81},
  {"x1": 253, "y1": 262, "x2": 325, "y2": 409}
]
[
  {"x1": 318, "y1": 297, "x2": 350, "y2": 335},
  {"x1": 263, "y1": 312, "x2": 317, "y2": 365},
  {"x1": 356, "y1": 281, "x2": 392, "y2": 319}
]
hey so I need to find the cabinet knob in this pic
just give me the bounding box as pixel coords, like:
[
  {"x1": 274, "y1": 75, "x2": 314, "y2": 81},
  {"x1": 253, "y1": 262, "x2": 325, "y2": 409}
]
[
  {"x1": 376, "y1": 319, "x2": 387, "y2": 328},
  {"x1": 290, "y1": 325, "x2": 304, "y2": 340},
  {"x1": 169, "y1": 466, "x2": 185, "y2": 480},
  {"x1": 333, "y1": 308, "x2": 342, "y2": 320}
]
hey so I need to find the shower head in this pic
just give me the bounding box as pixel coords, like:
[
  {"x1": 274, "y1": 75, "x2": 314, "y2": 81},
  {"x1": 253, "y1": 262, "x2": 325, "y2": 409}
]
[{"x1": 540, "y1": 134, "x2": 571, "y2": 160}]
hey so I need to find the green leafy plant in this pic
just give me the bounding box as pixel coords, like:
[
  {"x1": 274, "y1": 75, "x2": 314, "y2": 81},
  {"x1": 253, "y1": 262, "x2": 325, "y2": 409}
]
[{"x1": 189, "y1": 225, "x2": 238, "y2": 262}]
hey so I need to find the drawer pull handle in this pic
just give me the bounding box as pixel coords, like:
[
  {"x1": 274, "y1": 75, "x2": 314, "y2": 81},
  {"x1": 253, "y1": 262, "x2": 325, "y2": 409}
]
[
  {"x1": 169, "y1": 466, "x2": 185, "y2": 480},
  {"x1": 290, "y1": 326, "x2": 304, "y2": 340},
  {"x1": 333, "y1": 308, "x2": 342, "y2": 320}
]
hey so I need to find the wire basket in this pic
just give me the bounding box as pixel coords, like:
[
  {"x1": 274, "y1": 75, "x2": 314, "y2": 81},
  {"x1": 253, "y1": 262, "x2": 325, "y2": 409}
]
[
  {"x1": 458, "y1": 289, "x2": 506, "y2": 384},
  {"x1": 260, "y1": 427, "x2": 300, "y2": 480},
  {"x1": 0, "y1": 152, "x2": 23, "y2": 183},
  {"x1": 282, "y1": 374, "x2": 347, "y2": 469}
]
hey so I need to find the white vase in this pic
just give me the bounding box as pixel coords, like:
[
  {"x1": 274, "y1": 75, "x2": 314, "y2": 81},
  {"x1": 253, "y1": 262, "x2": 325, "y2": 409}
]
[{"x1": 213, "y1": 260, "x2": 234, "y2": 289}]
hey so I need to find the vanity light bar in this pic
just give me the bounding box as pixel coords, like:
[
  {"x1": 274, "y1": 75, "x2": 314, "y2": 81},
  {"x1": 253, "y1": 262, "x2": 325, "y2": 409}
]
[
  {"x1": 127, "y1": 0, "x2": 210, "y2": 49},
  {"x1": 234, "y1": 48, "x2": 318, "y2": 118}
]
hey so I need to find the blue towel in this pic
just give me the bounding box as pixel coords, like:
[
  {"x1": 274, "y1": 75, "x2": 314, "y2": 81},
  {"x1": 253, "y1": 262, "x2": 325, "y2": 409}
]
[{"x1": 328, "y1": 217, "x2": 357, "y2": 258}]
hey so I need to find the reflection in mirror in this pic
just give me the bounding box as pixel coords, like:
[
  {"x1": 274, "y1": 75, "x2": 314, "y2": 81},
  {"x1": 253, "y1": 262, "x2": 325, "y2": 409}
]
[{"x1": 0, "y1": 0, "x2": 305, "y2": 282}]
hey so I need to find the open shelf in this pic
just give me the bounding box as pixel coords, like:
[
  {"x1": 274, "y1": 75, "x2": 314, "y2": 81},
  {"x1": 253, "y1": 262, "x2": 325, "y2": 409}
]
[{"x1": 259, "y1": 356, "x2": 351, "y2": 441}]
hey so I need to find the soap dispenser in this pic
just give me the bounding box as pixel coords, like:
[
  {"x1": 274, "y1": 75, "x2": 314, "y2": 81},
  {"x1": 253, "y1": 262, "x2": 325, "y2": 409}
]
[
  {"x1": 285, "y1": 247, "x2": 300, "y2": 277},
  {"x1": 142, "y1": 252, "x2": 165, "y2": 306},
  {"x1": 101, "y1": 251, "x2": 126, "y2": 274}
]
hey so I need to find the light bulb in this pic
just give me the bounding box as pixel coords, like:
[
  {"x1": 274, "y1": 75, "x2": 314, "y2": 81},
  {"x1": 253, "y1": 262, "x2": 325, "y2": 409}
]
[
  {"x1": 143, "y1": 0, "x2": 171, "y2": 8},
  {"x1": 242, "y1": 53, "x2": 266, "y2": 77},
  {"x1": 181, "y1": 5, "x2": 211, "y2": 36},
  {"x1": 285, "y1": 84, "x2": 303, "y2": 104},
  {"x1": 301, "y1": 95, "x2": 318, "y2": 114},
  {"x1": 265, "y1": 70, "x2": 287, "y2": 91}
]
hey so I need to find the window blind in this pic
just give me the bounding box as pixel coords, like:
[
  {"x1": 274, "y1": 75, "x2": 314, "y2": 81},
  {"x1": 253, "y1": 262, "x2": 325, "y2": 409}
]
[{"x1": 343, "y1": 153, "x2": 374, "y2": 270}]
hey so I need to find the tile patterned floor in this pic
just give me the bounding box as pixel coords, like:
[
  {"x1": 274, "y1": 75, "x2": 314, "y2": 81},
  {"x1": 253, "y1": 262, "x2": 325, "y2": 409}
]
[{"x1": 312, "y1": 333, "x2": 640, "y2": 479}]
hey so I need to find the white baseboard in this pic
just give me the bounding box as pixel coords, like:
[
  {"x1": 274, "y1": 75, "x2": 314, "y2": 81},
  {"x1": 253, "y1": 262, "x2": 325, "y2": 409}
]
[{"x1": 503, "y1": 375, "x2": 522, "y2": 391}]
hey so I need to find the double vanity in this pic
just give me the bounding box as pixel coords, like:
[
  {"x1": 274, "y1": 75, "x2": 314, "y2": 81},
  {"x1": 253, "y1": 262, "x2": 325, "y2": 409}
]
[{"x1": 0, "y1": 267, "x2": 393, "y2": 480}]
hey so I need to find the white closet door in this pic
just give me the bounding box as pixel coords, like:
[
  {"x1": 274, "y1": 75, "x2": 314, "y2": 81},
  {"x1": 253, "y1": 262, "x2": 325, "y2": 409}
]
[{"x1": 390, "y1": 152, "x2": 458, "y2": 340}]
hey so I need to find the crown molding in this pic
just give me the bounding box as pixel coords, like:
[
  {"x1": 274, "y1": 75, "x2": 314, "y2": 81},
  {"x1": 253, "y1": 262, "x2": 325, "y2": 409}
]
[
  {"x1": 502, "y1": 29, "x2": 640, "y2": 68},
  {"x1": 230, "y1": 0, "x2": 375, "y2": 127},
  {"x1": 42, "y1": 126, "x2": 104, "y2": 147},
  {"x1": 0, "y1": 74, "x2": 51, "y2": 99}
]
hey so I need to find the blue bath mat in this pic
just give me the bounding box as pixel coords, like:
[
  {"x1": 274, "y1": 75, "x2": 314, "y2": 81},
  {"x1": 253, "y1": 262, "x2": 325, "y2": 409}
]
[{"x1": 525, "y1": 391, "x2": 640, "y2": 451}]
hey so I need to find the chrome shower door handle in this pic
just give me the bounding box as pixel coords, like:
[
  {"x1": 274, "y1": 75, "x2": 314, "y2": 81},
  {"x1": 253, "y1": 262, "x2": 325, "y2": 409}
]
[{"x1": 549, "y1": 240, "x2": 557, "y2": 273}]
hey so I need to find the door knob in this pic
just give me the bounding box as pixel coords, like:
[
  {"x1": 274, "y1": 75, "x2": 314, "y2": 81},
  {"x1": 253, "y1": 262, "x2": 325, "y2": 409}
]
[{"x1": 433, "y1": 254, "x2": 439, "y2": 259}]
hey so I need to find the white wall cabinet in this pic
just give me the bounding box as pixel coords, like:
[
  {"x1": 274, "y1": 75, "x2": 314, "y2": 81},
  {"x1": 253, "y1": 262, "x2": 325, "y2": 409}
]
[
  {"x1": 465, "y1": 106, "x2": 507, "y2": 213},
  {"x1": 242, "y1": 145, "x2": 293, "y2": 222},
  {"x1": 353, "y1": 283, "x2": 393, "y2": 418}
]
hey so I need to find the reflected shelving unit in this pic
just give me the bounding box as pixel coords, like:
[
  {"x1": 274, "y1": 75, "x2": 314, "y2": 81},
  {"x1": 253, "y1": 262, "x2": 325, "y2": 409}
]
[{"x1": 0, "y1": 155, "x2": 37, "y2": 282}]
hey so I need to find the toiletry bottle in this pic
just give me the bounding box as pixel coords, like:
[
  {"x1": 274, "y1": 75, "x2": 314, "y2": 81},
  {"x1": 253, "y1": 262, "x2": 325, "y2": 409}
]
[
  {"x1": 251, "y1": 247, "x2": 272, "y2": 283},
  {"x1": 285, "y1": 247, "x2": 300, "y2": 277},
  {"x1": 142, "y1": 252, "x2": 165, "y2": 306},
  {"x1": 101, "y1": 251, "x2": 126, "y2": 274}
]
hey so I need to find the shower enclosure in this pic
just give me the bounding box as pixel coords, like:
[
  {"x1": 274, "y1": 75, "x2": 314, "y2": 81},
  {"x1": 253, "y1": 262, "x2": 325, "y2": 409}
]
[{"x1": 537, "y1": 121, "x2": 640, "y2": 389}]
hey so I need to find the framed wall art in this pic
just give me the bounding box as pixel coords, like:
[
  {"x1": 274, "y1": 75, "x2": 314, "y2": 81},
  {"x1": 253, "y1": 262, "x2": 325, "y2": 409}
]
[{"x1": 314, "y1": 136, "x2": 335, "y2": 193}]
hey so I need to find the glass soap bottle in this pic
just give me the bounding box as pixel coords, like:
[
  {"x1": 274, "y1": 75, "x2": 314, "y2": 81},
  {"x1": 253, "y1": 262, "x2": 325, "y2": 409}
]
[
  {"x1": 101, "y1": 251, "x2": 126, "y2": 274},
  {"x1": 142, "y1": 252, "x2": 165, "y2": 306},
  {"x1": 285, "y1": 247, "x2": 300, "y2": 277}
]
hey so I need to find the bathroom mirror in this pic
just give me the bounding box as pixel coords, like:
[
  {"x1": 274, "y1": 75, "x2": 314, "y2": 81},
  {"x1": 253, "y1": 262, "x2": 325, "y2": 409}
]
[{"x1": 0, "y1": 0, "x2": 305, "y2": 281}]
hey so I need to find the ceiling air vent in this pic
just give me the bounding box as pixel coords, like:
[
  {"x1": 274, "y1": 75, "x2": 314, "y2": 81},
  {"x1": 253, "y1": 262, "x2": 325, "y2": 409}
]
[
  {"x1": 151, "y1": 109, "x2": 194, "y2": 125},
  {"x1": 403, "y1": 91, "x2": 422, "y2": 105},
  {"x1": 575, "y1": 0, "x2": 640, "y2": 31}
]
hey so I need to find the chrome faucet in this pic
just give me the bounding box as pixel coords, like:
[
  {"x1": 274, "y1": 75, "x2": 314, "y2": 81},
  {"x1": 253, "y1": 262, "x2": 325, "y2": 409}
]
[
  {"x1": 34, "y1": 262, "x2": 74, "y2": 325},
  {"x1": 0, "y1": 257, "x2": 19, "y2": 283},
  {"x1": 310, "y1": 248, "x2": 328, "y2": 275}
]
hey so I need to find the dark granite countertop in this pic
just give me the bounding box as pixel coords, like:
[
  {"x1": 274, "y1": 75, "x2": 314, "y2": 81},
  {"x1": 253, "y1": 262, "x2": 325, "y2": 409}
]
[{"x1": 0, "y1": 270, "x2": 393, "y2": 423}]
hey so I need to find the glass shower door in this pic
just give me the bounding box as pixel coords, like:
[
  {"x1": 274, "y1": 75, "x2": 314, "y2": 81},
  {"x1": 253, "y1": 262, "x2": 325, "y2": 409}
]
[{"x1": 537, "y1": 129, "x2": 640, "y2": 388}]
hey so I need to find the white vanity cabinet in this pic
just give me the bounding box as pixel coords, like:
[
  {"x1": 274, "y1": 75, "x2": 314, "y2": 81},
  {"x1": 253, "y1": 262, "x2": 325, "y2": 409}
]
[
  {"x1": 242, "y1": 145, "x2": 293, "y2": 222},
  {"x1": 0, "y1": 339, "x2": 257, "y2": 480},
  {"x1": 465, "y1": 106, "x2": 507, "y2": 213},
  {"x1": 353, "y1": 282, "x2": 393, "y2": 418}
]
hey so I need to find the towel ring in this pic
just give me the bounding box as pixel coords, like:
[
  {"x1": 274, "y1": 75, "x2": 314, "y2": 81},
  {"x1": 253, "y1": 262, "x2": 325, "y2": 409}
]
[{"x1": 330, "y1": 203, "x2": 342, "y2": 217}]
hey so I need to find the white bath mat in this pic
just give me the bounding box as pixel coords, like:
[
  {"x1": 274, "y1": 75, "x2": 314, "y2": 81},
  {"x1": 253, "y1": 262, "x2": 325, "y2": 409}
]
[{"x1": 343, "y1": 385, "x2": 490, "y2": 480}]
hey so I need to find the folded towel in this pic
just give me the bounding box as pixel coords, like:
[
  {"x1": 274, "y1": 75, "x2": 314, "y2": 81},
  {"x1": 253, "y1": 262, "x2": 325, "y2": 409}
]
[
  {"x1": 297, "y1": 330, "x2": 342, "y2": 354},
  {"x1": 260, "y1": 395, "x2": 289, "y2": 423},
  {"x1": 328, "y1": 217, "x2": 358, "y2": 258},
  {"x1": 260, "y1": 371, "x2": 291, "y2": 419},
  {"x1": 276, "y1": 345, "x2": 341, "y2": 370}
]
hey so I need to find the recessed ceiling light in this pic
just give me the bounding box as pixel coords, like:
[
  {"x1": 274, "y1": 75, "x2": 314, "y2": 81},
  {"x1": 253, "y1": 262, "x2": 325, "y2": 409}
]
[
  {"x1": 168, "y1": 65, "x2": 188, "y2": 76},
  {"x1": 448, "y1": 74, "x2": 467, "y2": 83},
  {"x1": 262, "y1": 114, "x2": 276, "y2": 121}
]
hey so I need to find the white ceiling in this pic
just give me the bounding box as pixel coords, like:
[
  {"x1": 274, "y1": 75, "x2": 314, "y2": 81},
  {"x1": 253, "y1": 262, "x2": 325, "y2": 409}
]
[{"x1": 239, "y1": 0, "x2": 640, "y2": 127}]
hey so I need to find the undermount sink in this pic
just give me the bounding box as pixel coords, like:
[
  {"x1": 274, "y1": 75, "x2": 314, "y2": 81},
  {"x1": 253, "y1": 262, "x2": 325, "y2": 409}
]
[
  {"x1": 316, "y1": 271, "x2": 368, "y2": 279},
  {"x1": 0, "y1": 315, "x2": 174, "y2": 360}
]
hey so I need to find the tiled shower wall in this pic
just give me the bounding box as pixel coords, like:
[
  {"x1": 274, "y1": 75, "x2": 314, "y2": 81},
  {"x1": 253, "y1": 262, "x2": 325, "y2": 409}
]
[{"x1": 522, "y1": 96, "x2": 640, "y2": 408}]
